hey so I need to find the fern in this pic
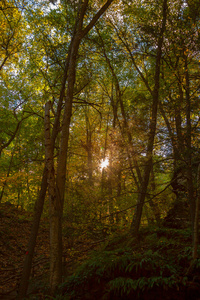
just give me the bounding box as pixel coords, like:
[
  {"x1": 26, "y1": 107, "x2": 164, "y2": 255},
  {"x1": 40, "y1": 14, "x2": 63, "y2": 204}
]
[
  {"x1": 60, "y1": 248, "x2": 133, "y2": 297},
  {"x1": 108, "y1": 274, "x2": 180, "y2": 297},
  {"x1": 108, "y1": 277, "x2": 136, "y2": 296},
  {"x1": 59, "y1": 229, "x2": 190, "y2": 299}
]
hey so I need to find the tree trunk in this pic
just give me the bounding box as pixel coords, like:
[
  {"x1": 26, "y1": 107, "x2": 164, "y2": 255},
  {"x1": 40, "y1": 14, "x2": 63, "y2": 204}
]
[
  {"x1": 184, "y1": 54, "x2": 195, "y2": 233},
  {"x1": 51, "y1": 30, "x2": 82, "y2": 293},
  {"x1": 193, "y1": 163, "x2": 200, "y2": 259},
  {"x1": 97, "y1": 29, "x2": 142, "y2": 188},
  {"x1": 19, "y1": 1, "x2": 115, "y2": 295},
  {"x1": 17, "y1": 40, "x2": 71, "y2": 299},
  {"x1": 0, "y1": 137, "x2": 17, "y2": 203},
  {"x1": 48, "y1": 0, "x2": 115, "y2": 293},
  {"x1": 175, "y1": 82, "x2": 185, "y2": 151},
  {"x1": 44, "y1": 101, "x2": 63, "y2": 293},
  {"x1": 130, "y1": 0, "x2": 168, "y2": 236},
  {"x1": 148, "y1": 167, "x2": 161, "y2": 224},
  {"x1": 85, "y1": 108, "x2": 93, "y2": 185},
  {"x1": 17, "y1": 167, "x2": 48, "y2": 299}
]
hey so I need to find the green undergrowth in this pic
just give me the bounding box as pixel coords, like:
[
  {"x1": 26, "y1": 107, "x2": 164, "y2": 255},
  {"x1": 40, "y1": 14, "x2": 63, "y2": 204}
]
[{"x1": 56, "y1": 226, "x2": 200, "y2": 300}]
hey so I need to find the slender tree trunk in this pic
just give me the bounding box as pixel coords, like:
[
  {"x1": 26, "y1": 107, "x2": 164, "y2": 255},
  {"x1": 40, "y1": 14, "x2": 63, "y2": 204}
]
[
  {"x1": 85, "y1": 108, "x2": 93, "y2": 185},
  {"x1": 187, "y1": 163, "x2": 200, "y2": 275},
  {"x1": 97, "y1": 30, "x2": 142, "y2": 187},
  {"x1": 45, "y1": 101, "x2": 63, "y2": 294},
  {"x1": 175, "y1": 82, "x2": 184, "y2": 151},
  {"x1": 130, "y1": 0, "x2": 168, "y2": 236},
  {"x1": 26, "y1": 164, "x2": 32, "y2": 205},
  {"x1": 48, "y1": 0, "x2": 115, "y2": 293},
  {"x1": 184, "y1": 54, "x2": 195, "y2": 232},
  {"x1": 101, "y1": 114, "x2": 109, "y2": 198},
  {"x1": 17, "y1": 167, "x2": 48, "y2": 299},
  {"x1": 108, "y1": 152, "x2": 114, "y2": 224},
  {"x1": 51, "y1": 33, "x2": 82, "y2": 292},
  {"x1": 0, "y1": 138, "x2": 17, "y2": 202},
  {"x1": 87, "y1": 130, "x2": 93, "y2": 184},
  {"x1": 193, "y1": 163, "x2": 200, "y2": 259},
  {"x1": 17, "y1": 43, "x2": 71, "y2": 300},
  {"x1": 18, "y1": 1, "x2": 115, "y2": 296},
  {"x1": 148, "y1": 167, "x2": 161, "y2": 224}
]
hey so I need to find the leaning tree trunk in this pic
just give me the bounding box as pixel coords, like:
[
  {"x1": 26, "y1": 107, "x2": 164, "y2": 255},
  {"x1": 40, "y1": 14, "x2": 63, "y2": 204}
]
[
  {"x1": 17, "y1": 43, "x2": 71, "y2": 300},
  {"x1": 130, "y1": 0, "x2": 168, "y2": 236},
  {"x1": 17, "y1": 167, "x2": 48, "y2": 300},
  {"x1": 49, "y1": 18, "x2": 83, "y2": 293},
  {"x1": 19, "y1": 1, "x2": 116, "y2": 296},
  {"x1": 48, "y1": 0, "x2": 115, "y2": 294}
]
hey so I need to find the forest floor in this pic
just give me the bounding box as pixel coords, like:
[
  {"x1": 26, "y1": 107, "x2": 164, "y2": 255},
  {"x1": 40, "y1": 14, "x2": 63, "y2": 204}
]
[
  {"x1": 0, "y1": 202, "x2": 100, "y2": 299},
  {"x1": 1, "y1": 202, "x2": 200, "y2": 300}
]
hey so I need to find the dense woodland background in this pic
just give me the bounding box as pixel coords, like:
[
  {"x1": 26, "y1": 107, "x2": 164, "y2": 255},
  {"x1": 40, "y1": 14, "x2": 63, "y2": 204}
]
[{"x1": 1, "y1": 0, "x2": 200, "y2": 299}]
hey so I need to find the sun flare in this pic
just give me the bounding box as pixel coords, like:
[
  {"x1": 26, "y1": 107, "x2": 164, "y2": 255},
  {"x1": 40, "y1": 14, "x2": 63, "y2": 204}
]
[{"x1": 100, "y1": 158, "x2": 109, "y2": 170}]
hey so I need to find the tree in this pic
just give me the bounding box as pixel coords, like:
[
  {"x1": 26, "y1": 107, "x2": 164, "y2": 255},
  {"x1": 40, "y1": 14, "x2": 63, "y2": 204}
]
[
  {"x1": 130, "y1": 0, "x2": 168, "y2": 236},
  {"x1": 49, "y1": 0, "x2": 115, "y2": 292},
  {"x1": 156, "y1": 0, "x2": 200, "y2": 232},
  {"x1": 105, "y1": 0, "x2": 168, "y2": 235},
  {"x1": 0, "y1": 0, "x2": 24, "y2": 70},
  {"x1": 18, "y1": 0, "x2": 115, "y2": 297}
]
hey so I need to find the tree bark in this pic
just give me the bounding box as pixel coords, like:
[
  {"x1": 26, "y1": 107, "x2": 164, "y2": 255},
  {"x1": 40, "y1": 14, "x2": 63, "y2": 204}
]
[
  {"x1": 48, "y1": 0, "x2": 115, "y2": 293},
  {"x1": 148, "y1": 167, "x2": 161, "y2": 224},
  {"x1": 85, "y1": 108, "x2": 93, "y2": 185},
  {"x1": 17, "y1": 34, "x2": 72, "y2": 299},
  {"x1": 175, "y1": 82, "x2": 185, "y2": 151},
  {"x1": 17, "y1": 166, "x2": 48, "y2": 299},
  {"x1": 193, "y1": 163, "x2": 200, "y2": 259},
  {"x1": 184, "y1": 54, "x2": 195, "y2": 232},
  {"x1": 18, "y1": 1, "x2": 115, "y2": 295},
  {"x1": 44, "y1": 101, "x2": 63, "y2": 294},
  {"x1": 130, "y1": 0, "x2": 168, "y2": 236}
]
